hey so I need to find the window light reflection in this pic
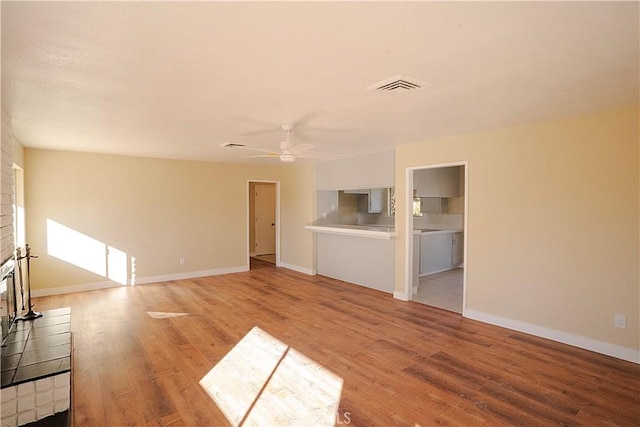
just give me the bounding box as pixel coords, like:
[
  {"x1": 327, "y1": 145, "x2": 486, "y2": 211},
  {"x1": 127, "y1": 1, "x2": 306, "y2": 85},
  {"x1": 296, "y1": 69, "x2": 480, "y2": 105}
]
[
  {"x1": 200, "y1": 326, "x2": 343, "y2": 427},
  {"x1": 46, "y1": 219, "x2": 131, "y2": 286}
]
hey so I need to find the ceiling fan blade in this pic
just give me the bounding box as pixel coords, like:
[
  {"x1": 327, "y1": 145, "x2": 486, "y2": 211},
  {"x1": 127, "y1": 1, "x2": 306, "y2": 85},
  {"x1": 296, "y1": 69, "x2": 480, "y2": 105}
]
[
  {"x1": 292, "y1": 111, "x2": 318, "y2": 127},
  {"x1": 289, "y1": 143, "x2": 314, "y2": 155},
  {"x1": 222, "y1": 143, "x2": 278, "y2": 154},
  {"x1": 243, "y1": 154, "x2": 280, "y2": 158},
  {"x1": 237, "y1": 128, "x2": 283, "y2": 137},
  {"x1": 296, "y1": 151, "x2": 342, "y2": 159}
]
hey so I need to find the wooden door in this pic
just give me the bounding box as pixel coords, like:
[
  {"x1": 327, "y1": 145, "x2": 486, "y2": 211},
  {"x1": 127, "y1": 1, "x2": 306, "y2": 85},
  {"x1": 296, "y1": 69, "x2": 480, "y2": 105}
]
[{"x1": 254, "y1": 184, "x2": 276, "y2": 255}]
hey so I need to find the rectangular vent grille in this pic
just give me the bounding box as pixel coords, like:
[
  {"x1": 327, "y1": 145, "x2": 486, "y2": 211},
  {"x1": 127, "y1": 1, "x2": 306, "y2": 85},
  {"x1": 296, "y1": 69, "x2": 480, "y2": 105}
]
[
  {"x1": 366, "y1": 74, "x2": 430, "y2": 93},
  {"x1": 377, "y1": 80, "x2": 422, "y2": 91}
]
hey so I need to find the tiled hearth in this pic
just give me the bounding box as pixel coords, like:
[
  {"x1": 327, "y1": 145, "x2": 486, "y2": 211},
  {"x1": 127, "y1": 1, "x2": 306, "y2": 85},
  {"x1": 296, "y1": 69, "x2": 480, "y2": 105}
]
[{"x1": 1, "y1": 308, "x2": 72, "y2": 426}]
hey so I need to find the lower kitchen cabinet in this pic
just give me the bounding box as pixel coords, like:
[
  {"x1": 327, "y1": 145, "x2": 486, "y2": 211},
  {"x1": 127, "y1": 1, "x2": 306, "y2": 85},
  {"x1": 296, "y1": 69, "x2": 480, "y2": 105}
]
[
  {"x1": 452, "y1": 232, "x2": 463, "y2": 266},
  {"x1": 420, "y1": 231, "x2": 464, "y2": 276}
]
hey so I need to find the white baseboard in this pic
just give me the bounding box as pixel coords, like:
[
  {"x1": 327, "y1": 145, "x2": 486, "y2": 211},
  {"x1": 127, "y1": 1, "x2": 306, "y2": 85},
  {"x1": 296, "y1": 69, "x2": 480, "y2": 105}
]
[
  {"x1": 420, "y1": 265, "x2": 460, "y2": 278},
  {"x1": 278, "y1": 262, "x2": 315, "y2": 276},
  {"x1": 135, "y1": 266, "x2": 248, "y2": 285},
  {"x1": 32, "y1": 280, "x2": 124, "y2": 298},
  {"x1": 393, "y1": 291, "x2": 409, "y2": 301},
  {"x1": 31, "y1": 265, "x2": 249, "y2": 298},
  {"x1": 465, "y1": 309, "x2": 640, "y2": 364}
]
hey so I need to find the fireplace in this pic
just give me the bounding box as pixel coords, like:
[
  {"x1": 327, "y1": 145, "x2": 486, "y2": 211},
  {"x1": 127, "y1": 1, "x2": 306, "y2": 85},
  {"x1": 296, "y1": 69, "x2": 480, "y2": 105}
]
[{"x1": 0, "y1": 256, "x2": 17, "y2": 343}]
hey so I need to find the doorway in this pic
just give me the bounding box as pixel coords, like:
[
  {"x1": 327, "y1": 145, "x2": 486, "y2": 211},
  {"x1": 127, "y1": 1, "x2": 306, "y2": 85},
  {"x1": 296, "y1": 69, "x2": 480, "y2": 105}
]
[
  {"x1": 248, "y1": 181, "x2": 279, "y2": 268},
  {"x1": 405, "y1": 162, "x2": 468, "y2": 315}
]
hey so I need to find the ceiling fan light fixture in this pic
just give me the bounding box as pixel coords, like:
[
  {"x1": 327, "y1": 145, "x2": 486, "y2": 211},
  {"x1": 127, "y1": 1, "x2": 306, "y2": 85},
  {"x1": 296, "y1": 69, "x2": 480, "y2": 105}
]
[{"x1": 280, "y1": 153, "x2": 296, "y2": 162}]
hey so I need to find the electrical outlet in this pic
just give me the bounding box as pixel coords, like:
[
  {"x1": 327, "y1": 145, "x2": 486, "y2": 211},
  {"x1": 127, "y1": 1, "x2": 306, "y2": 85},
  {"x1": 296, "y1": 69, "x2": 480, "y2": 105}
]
[
  {"x1": 179, "y1": 257, "x2": 185, "y2": 265},
  {"x1": 614, "y1": 314, "x2": 626, "y2": 329}
]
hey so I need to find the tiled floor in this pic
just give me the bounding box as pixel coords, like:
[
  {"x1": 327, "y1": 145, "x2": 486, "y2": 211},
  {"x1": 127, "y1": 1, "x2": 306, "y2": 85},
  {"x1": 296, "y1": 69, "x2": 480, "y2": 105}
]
[
  {"x1": 1, "y1": 307, "x2": 71, "y2": 387},
  {"x1": 1, "y1": 307, "x2": 72, "y2": 426},
  {"x1": 412, "y1": 268, "x2": 463, "y2": 313}
]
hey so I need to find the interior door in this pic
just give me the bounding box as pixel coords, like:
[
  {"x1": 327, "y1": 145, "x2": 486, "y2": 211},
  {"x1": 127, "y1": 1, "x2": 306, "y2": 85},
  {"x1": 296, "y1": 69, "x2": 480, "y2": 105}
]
[{"x1": 254, "y1": 184, "x2": 276, "y2": 255}]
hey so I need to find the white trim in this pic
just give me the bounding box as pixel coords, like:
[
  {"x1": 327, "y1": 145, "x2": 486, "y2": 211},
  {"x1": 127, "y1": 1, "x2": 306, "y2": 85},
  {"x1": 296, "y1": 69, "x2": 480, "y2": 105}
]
[
  {"x1": 279, "y1": 262, "x2": 316, "y2": 276},
  {"x1": 30, "y1": 265, "x2": 249, "y2": 297},
  {"x1": 400, "y1": 161, "x2": 469, "y2": 308},
  {"x1": 31, "y1": 280, "x2": 123, "y2": 298},
  {"x1": 419, "y1": 265, "x2": 463, "y2": 277},
  {"x1": 247, "y1": 180, "x2": 281, "y2": 268},
  {"x1": 393, "y1": 291, "x2": 409, "y2": 301},
  {"x1": 400, "y1": 168, "x2": 414, "y2": 301},
  {"x1": 135, "y1": 266, "x2": 248, "y2": 285},
  {"x1": 465, "y1": 309, "x2": 640, "y2": 364}
]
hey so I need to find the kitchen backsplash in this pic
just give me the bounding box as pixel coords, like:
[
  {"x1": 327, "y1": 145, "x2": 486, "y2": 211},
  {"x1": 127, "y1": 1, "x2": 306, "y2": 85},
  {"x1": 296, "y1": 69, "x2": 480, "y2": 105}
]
[{"x1": 314, "y1": 189, "x2": 463, "y2": 231}]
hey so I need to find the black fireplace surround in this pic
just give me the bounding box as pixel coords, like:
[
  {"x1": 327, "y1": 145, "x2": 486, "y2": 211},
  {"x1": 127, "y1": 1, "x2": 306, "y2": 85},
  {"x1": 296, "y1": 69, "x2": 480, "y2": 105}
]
[{"x1": 1, "y1": 256, "x2": 17, "y2": 343}]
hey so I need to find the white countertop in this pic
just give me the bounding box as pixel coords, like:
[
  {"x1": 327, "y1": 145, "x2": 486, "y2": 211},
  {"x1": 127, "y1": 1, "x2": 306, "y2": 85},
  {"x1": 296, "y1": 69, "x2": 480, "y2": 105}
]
[
  {"x1": 306, "y1": 224, "x2": 463, "y2": 239},
  {"x1": 416, "y1": 229, "x2": 463, "y2": 236},
  {"x1": 305, "y1": 224, "x2": 396, "y2": 239}
]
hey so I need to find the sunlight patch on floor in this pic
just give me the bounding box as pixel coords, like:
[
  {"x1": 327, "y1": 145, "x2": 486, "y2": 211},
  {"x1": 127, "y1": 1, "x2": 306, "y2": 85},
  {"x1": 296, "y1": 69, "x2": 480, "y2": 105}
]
[
  {"x1": 200, "y1": 326, "x2": 343, "y2": 427},
  {"x1": 146, "y1": 311, "x2": 190, "y2": 319}
]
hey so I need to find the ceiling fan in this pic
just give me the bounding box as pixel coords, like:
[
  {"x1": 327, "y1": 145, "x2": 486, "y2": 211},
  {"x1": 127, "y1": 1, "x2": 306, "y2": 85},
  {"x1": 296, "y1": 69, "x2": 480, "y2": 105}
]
[{"x1": 220, "y1": 124, "x2": 339, "y2": 162}]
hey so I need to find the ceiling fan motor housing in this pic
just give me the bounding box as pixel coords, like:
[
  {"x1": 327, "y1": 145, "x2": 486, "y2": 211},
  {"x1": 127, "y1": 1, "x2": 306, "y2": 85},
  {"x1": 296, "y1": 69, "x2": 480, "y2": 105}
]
[{"x1": 280, "y1": 153, "x2": 296, "y2": 162}]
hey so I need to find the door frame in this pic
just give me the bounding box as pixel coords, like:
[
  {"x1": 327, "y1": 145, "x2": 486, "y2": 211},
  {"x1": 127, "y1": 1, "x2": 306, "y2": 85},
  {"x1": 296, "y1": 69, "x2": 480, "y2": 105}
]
[
  {"x1": 247, "y1": 180, "x2": 280, "y2": 268},
  {"x1": 404, "y1": 161, "x2": 468, "y2": 315}
]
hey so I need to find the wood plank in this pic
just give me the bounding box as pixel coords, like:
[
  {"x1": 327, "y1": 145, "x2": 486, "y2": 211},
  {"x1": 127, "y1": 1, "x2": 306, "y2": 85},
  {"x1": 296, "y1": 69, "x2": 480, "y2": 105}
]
[{"x1": 31, "y1": 259, "x2": 639, "y2": 426}]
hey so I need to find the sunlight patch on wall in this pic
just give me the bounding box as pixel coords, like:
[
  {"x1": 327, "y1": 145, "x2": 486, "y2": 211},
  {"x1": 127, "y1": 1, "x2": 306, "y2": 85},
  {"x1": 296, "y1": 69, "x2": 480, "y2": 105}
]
[
  {"x1": 200, "y1": 326, "x2": 343, "y2": 427},
  {"x1": 46, "y1": 219, "x2": 131, "y2": 285},
  {"x1": 107, "y1": 245, "x2": 127, "y2": 285}
]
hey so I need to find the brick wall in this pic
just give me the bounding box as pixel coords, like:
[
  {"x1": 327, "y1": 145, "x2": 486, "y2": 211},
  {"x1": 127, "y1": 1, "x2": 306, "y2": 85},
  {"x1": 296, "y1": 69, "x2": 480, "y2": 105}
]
[
  {"x1": 0, "y1": 110, "x2": 15, "y2": 264},
  {"x1": 1, "y1": 373, "x2": 71, "y2": 426}
]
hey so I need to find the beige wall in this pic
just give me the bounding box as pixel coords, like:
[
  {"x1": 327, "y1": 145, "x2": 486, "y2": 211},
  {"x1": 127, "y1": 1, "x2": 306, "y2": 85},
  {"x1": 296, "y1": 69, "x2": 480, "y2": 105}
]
[
  {"x1": 280, "y1": 162, "x2": 316, "y2": 273},
  {"x1": 25, "y1": 149, "x2": 315, "y2": 290},
  {"x1": 395, "y1": 106, "x2": 639, "y2": 354},
  {"x1": 248, "y1": 182, "x2": 257, "y2": 253}
]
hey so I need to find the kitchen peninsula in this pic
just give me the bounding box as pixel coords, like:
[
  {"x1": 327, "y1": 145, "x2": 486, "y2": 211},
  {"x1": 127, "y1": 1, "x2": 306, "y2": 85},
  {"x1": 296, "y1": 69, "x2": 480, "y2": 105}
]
[
  {"x1": 311, "y1": 150, "x2": 398, "y2": 293},
  {"x1": 305, "y1": 223, "x2": 396, "y2": 293}
]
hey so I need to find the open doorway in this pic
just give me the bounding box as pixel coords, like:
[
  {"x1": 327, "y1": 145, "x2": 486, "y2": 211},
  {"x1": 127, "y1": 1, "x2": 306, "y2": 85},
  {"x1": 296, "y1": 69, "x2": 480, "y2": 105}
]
[
  {"x1": 405, "y1": 162, "x2": 468, "y2": 315},
  {"x1": 248, "y1": 181, "x2": 279, "y2": 268}
]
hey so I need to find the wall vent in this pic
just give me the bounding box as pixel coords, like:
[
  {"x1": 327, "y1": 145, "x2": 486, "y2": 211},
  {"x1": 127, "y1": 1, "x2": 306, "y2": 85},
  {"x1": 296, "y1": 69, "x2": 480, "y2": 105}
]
[
  {"x1": 366, "y1": 74, "x2": 430, "y2": 93},
  {"x1": 220, "y1": 142, "x2": 246, "y2": 148}
]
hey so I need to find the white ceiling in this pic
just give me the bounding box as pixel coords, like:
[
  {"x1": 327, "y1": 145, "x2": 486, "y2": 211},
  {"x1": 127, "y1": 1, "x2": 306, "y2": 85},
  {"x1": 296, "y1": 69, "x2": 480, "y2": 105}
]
[{"x1": 2, "y1": 2, "x2": 638, "y2": 164}]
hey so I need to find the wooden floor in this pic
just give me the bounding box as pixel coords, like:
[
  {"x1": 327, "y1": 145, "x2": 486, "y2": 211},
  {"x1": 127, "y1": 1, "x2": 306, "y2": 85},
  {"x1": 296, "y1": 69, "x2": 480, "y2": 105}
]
[{"x1": 32, "y1": 259, "x2": 639, "y2": 426}]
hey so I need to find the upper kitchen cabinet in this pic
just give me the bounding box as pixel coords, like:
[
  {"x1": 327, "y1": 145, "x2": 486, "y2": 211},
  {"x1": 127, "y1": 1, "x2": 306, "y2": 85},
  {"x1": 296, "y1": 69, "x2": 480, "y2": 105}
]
[
  {"x1": 367, "y1": 188, "x2": 384, "y2": 213},
  {"x1": 316, "y1": 150, "x2": 394, "y2": 190},
  {"x1": 414, "y1": 166, "x2": 461, "y2": 197}
]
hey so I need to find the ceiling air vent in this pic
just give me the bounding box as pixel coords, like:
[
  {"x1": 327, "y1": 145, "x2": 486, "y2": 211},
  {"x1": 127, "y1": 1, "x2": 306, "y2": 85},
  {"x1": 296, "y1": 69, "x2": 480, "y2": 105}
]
[
  {"x1": 366, "y1": 74, "x2": 430, "y2": 93},
  {"x1": 220, "y1": 142, "x2": 246, "y2": 148}
]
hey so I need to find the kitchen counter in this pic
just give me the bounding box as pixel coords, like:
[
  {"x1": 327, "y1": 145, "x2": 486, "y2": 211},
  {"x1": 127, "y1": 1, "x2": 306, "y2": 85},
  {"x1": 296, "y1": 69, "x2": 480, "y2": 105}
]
[
  {"x1": 306, "y1": 224, "x2": 461, "y2": 239},
  {"x1": 306, "y1": 224, "x2": 395, "y2": 293},
  {"x1": 417, "y1": 229, "x2": 463, "y2": 235},
  {"x1": 305, "y1": 224, "x2": 396, "y2": 240}
]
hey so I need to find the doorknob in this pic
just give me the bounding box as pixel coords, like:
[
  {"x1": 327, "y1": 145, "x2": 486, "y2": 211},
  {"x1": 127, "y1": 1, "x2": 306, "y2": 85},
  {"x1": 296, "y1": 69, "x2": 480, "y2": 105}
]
[{"x1": 271, "y1": 223, "x2": 275, "y2": 226}]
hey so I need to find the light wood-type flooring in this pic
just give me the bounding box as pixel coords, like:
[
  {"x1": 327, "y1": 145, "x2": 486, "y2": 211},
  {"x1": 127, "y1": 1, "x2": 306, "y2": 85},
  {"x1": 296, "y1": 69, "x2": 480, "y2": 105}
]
[{"x1": 32, "y1": 259, "x2": 639, "y2": 426}]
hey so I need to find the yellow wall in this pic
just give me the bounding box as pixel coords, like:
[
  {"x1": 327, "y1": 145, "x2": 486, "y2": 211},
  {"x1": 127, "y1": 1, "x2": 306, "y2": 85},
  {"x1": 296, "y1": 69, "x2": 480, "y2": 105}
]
[
  {"x1": 280, "y1": 162, "x2": 316, "y2": 273},
  {"x1": 395, "y1": 106, "x2": 639, "y2": 354},
  {"x1": 24, "y1": 149, "x2": 315, "y2": 290}
]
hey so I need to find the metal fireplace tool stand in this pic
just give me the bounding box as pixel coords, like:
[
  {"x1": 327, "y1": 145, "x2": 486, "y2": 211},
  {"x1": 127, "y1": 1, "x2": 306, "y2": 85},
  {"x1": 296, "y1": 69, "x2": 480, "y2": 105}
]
[{"x1": 16, "y1": 244, "x2": 42, "y2": 321}]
